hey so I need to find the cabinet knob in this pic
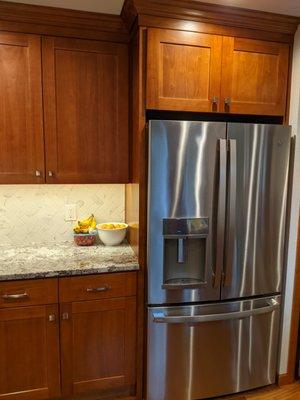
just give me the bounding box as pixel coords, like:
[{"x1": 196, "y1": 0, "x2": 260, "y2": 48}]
[
  {"x1": 48, "y1": 314, "x2": 56, "y2": 322},
  {"x1": 211, "y1": 96, "x2": 219, "y2": 105},
  {"x1": 35, "y1": 170, "x2": 41, "y2": 177},
  {"x1": 224, "y1": 97, "x2": 231, "y2": 107},
  {"x1": 48, "y1": 171, "x2": 54, "y2": 177},
  {"x1": 61, "y1": 312, "x2": 69, "y2": 320}
]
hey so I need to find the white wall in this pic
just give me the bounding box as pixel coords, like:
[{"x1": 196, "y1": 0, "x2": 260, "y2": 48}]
[{"x1": 279, "y1": 25, "x2": 300, "y2": 374}]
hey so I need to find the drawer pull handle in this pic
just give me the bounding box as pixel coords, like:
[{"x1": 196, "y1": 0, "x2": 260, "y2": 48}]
[
  {"x1": 2, "y1": 292, "x2": 29, "y2": 300},
  {"x1": 86, "y1": 285, "x2": 111, "y2": 293}
]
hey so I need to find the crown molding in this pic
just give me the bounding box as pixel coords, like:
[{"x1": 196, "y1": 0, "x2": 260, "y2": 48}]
[
  {"x1": 122, "y1": 0, "x2": 300, "y2": 41},
  {"x1": 0, "y1": 0, "x2": 130, "y2": 42},
  {"x1": 121, "y1": 0, "x2": 138, "y2": 32}
]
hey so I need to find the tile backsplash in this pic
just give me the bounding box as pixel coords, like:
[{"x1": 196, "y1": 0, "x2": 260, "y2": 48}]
[{"x1": 0, "y1": 185, "x2": 125, "y2": 245}]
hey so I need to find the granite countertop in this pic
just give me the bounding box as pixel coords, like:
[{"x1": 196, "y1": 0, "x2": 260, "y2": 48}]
[{"x1": 0, "y1": 241, "x2": 139, "y2": 281}]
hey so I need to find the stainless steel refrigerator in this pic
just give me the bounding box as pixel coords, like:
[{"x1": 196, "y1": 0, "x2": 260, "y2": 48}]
[{"x1": 146, "y1": 120, "x2": 291, "y2": 400}]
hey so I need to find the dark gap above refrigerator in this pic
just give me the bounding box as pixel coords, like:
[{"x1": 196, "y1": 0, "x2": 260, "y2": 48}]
[{"x1": 146, "y1": 109, "x2": 284, "y2": 125}]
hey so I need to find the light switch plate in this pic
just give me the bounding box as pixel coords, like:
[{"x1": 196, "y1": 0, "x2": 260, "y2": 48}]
[{"x1": 65, "y1": 204, "x2": 77, "y2": 221}]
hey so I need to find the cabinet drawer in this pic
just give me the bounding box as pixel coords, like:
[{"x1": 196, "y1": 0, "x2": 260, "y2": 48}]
[
  {"x1": 59, "y1": 272, "x2": 137, "y2": 303},
  {"x1": 0, "y1": 278, "x2": 58, "y2": 308}
]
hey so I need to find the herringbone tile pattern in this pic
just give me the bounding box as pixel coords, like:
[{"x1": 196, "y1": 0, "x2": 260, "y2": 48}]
[{"x1": 0, "y1": 184, "x2": 125, "y2": 245}]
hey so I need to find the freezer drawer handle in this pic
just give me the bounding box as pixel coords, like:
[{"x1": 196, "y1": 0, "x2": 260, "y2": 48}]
[{"x1": 152, "y1": 302, "x2": 279, "y2": 324}]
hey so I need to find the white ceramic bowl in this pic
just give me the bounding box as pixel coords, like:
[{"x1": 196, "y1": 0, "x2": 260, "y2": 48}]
[{"x1": 97, "y1": 222, "x2": 128, "y2": 246}]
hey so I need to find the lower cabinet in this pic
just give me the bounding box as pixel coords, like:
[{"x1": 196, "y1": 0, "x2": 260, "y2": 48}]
[
  {"x1": 0, "y1": 304, "x2": 60, "y2": 399},
  {"x1": 0, "y1": 272, "x2": 137, "y2": 400},
  {"x1": 60, "y1": 297, "x2": 136, "y2": 397}
]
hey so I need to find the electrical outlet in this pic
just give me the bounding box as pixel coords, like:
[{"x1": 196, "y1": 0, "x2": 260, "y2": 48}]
[{"x1": 65, "y1": 204, "x2": 77, "y2": 221}]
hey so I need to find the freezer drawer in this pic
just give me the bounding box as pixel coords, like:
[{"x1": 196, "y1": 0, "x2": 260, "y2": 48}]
[{"x1": 147, "y1": 296, "x2": 281, "y2": 400}]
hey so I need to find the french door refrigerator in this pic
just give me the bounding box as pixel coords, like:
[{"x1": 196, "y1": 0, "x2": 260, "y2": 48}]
[{"x1": 147, "y1": 120, "x2": 291, "y2": 400}]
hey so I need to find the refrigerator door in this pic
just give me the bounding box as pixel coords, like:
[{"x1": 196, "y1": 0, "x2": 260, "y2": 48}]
[
  {"x1": 148, "y1": 120, "x2": 227, "y2": 305},
  {"x1": 147, "y1": 296, "x2": 281, "y2": 400},
  {"x1": 222, "y1": 123, "x2": 291, "y2": 300}
]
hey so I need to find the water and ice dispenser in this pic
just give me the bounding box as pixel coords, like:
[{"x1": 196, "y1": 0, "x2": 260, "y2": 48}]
[{"x1": 162, "y1": 218, "x2": 209, "y2": 289}]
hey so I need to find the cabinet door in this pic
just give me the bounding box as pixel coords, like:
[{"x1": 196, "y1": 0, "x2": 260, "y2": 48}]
[
  {"x1": 221, "y1": 37, "x2": 289, "y2": 115},
  {"x1": 0, "y1": 305, "x2": 60, "y2": 399},
  {"x1": 0, "y1": 32, "x2": 45, "y2": 183},
  {"x1": 60, "y1": 297, "x2": 136, "y2": 397},
  {"x1": 147, "y1": 28, "x2": 222, "y2": 112},
  {"x1": 42, "y1": 37, "x2": 129, "y2": 183}
]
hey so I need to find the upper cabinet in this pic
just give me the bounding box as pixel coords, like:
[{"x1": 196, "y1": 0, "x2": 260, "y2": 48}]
[
  {"x1": 42, "y1": 37, "x2": 129, "y2": 184},
  {"x1": 147, "y1": 28, "x2": 290, "y2": 116},
  {"x1": 0, "y1": 33, "x2": 129, "y2": 185},
  {"x1": 0, "y1": 1, "x2": 295, "y2": 185},
  {"x1": 221, "y1": 37, "x2": 289, "y2": 115},
  {"x1": 147, "y1": 29, "x2": 223, "y2": 112},
  {"x1": 0, "y1": 32, "x2": 45, "y2": 183}
]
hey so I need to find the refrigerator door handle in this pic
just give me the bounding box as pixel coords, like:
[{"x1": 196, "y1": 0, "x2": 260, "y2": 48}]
[
  {"x1": 214, "y1": 138, "x2": 227, "y2": 288},
  {"x1": 152, "y1": 301, "x2": 279, "y2": 324},
  {"x1": 224, "y1": 139, "x2": 237, "y2": 287}
]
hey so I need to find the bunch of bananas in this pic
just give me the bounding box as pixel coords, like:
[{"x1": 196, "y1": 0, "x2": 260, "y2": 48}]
[{"x1": 74, "y1": 214, "x2": 97, "y2": 234}]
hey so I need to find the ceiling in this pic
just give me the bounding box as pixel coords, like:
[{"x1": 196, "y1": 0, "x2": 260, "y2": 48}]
[
  {"x1": 3, "y1": 0, "x2": 300, "y2": 17},
  {"x1": 198, "y1": 0, "x2": 300, "y2": 17}
]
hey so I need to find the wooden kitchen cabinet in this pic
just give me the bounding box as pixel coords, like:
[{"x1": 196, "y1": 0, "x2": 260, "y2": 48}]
[
  {"x1": 220, "y1": 37, "x2": 289, "y2": 115},
  {"x1": 0, "y1": 32, "x2": 129, "y2": 185},
  {"x1": 60, "y1": 297, "x2": 136, "y2": 397},
  {"x1": 59, "y1": 273, "x2": 137, "y2": 398},
  {"x1": 42, "y1": 36, "x2": 129, "y2": 184},
  {"x1": 0, "y1": 304, "x2": 60, "y2": 399},
  {"x1": 147, "y1": 28, "x2": 290, "y2": 116},
  {"x1": 0, "y1": 32, "x2": 45, "y2": 184},
  {"x1": 0, "y1": 278, "x2": 60, "y2": 399},
  {"x1": 147, "y1": 28, "x2": 223, "y2": 112},
  {"x1": 0, "y1": 273, "x2": 137, "y2": 400}
]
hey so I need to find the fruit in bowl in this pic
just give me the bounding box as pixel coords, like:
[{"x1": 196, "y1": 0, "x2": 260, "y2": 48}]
[
  {"x1": 97, "y1": 222, "x2": 128, "y2": 246},
  {"x1": 73, "y1": 214, "x2": 98, "y2": 246}
]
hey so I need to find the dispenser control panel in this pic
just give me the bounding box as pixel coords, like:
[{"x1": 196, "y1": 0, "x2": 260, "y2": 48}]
[{"x1": 163, "y1": 218, "x2": 209, "y2": 238}]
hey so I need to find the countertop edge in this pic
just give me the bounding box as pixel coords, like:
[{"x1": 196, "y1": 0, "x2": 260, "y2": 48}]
[{"x1": 0, "y1": 264, "x2": 140, "y2": 282}]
